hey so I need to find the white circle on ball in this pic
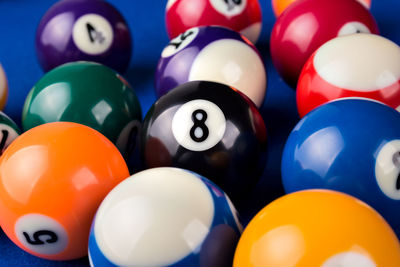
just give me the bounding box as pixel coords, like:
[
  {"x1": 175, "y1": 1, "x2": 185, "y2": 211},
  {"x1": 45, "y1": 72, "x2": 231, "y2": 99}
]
[
  {"x1": 72, "y1": 14, "x2": 114, "y2": 55},
  {"x1": 172, "y1": 99, "x2": 226, "y2": 151},
  {"x1": 375, "y1": 140, "x2": 400, "y2": 200},
  {"x1": 14, "y1": 214, "x2": 69, "y2": 255},
  {"x1": 314, "y1": 34, "x2": 400, "y2": 92},
  {"x1": 188, "y1": 39, "x2": 266, "y2": 107},
  {"x1": 162, "y1": 27, "x2": 199, "y2": 58},
  {"x1": 93, "y1": 167, "x2": 215, "y2": 266},
  {"x1": 210, "y1": 0, "x2": 247, "y2": 17},
  {"x1": 337, "y1": 22, "x2": 371, "y2": 36},
  {"x1": 322, "y1": 252, "x2": 376, "y2": 267}
]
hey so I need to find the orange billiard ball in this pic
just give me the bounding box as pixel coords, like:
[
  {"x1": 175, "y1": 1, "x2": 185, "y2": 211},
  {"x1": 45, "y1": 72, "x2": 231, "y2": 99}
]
[
  {"x1": 0, "y1": 122, "x2": 129, "y2": 261},
  {"x1": 272, "y1": 0, "x2": 371, "y2": 17},
  {"x1": 233, "y1": 190, "x2": 400, "y2": 267},
  {"x1": 0, "y1": 64, "x2": 8, "y2": 110}
]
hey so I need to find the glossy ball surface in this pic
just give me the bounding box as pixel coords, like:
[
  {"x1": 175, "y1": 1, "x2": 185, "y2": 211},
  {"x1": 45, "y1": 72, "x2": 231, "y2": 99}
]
[
  {"x1": 141, "y1": 81, "x2": 267, "y2": 202},
  {"x1": 0, "y1": 111, "x2": 20, "y2": 155},
  {"x1": 0, "y1": 122, "x2": 129, "y2": 260},
  {"x1": 297, "y1": 34, "x2": 400, "y2": 117},
  {"x1": 270, "y1": 0, "x2": 378, "y2": 88},
  {"x1": 233, "y1": 190, "x2": 400, "y2": 267},
  {"x1": 22, "y1": 62, "x2": 142, "y2": 158},
  {"x1": 282, "y1": 99, "x2": 400, "y2": 236},
  {"x1": 89, "y1": 167, "x2": 242, "y2": 267},
  {"x1": 272, "y1": 0, "x2": 371, "y2": 17},
  {"x1": 0, "y1": 64, "x2": 8, "y2": 110},
  {"x1": 155, "y1": 26, "x2": 266, "y2": 107},
  {"x1": 36, "y1": 0, "x2": 132, "y2": 73},
  {"x1": 166, "y1": 0, "x2": 262, "y2": 44}
]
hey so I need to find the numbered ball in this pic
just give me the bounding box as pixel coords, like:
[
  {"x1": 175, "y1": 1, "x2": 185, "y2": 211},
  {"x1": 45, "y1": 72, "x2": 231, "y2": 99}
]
[
  {"x1": 89, "y1": 167, "x2": 242, "y2": 267},
  {"x1": 282, "y1": 99, "x2": 400, "y2": 236},
  {"x1": 272, "y1": 0, "x2": 371, "y2": 17},
  {"x1": 141, "y1": 81, "x2": 267, "y2": 203},
  {"x1": 0, "y1": 122, "x2": 129, "y2": 260},
  {"x1": 155, "y1": 26, "x2": 266, "y2": 107},
  {"x1": 0, "y1": 111, "x2": 20, "y2": 155},
  {"x1": 0, "y1": 64, "x2": 8, "y2": 110},
  {"x1": 270, "y1": 0, "x2": 378, "y2": 88},
  {"x1": 233, "y1": 190, "x2": 400, "y2": 266},
  {"x1": 36, "y1": 0, "x2": 132, "y2": 73},
  {"x1": 297, "y1": 34, "x2": 400, "y2": 117},
  {"x1": 166, "y1": 0, "x2": 262, "y2": 44},
  {"x1": 22, "y1": 62, "x2": 142, "y2": 158}
]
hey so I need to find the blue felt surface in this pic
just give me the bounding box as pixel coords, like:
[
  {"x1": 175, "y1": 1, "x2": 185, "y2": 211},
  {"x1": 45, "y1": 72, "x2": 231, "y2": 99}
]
[{"x1": 0, "y1": 0, "x2": 399, "y2": 266}]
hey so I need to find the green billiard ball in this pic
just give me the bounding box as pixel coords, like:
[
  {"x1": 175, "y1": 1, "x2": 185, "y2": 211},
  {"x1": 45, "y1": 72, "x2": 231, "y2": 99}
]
[
  {"x1": 0, "y1": 111, "x2": 20, "y2": 154},
  {"x1": 22, "y1": 61, "x2": 142, "y2": 158}
]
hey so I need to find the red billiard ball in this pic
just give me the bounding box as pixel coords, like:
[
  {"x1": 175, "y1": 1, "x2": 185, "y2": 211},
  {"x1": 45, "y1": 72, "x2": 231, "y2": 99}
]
[
  {"x1": 272, "y1": 0, "x2": 372, "y2": 17},
  {"x1": 166, "y1": 0, "x2": 262, "y2": 44},
  {"x1": 270, "y1": 0, "x2": 379, "y2": 88},
  {"x1": 297, "y1": 34, "x2": 400, "y2": 117}
]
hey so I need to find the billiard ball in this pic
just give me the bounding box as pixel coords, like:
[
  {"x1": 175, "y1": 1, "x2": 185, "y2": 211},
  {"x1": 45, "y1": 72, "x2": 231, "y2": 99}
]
[
  {"x1": 36, "y1": 0, "x2": 132, "y2": 73},
  {"x1": 297, "y1": 34, "x2": 400, "y2": 117},
  {"x1": 0, "y1": 64, "x2": 8, "y2": 110},
  {"x1": 281, "y1": 98, "x2": 400, "y2": 236},
  {"x1": 272, "y1": 0, "x2": 371, "y2": 17},
  {"x1": 141, "y1": 81, "x2": 267, "y2": 203},
  {"x1": 270, "y1": 0, "x2": 379, "y2": 88},
  {"x1": 89, "y1": 167, "x2": 242, "y2": 267},
  {"x1": 0, "y1": 111, "x2": 20, "y2": 154},
  {"x1": 166, "y1": 0, "x2": 262, "y2": 44},
  {"x1": 22, "y1": 61, "x2": 142, "y2": 158},
  {"x1": 155, "y1": 26, "x2": 267, "y2": 107},
  {"x1": 0, "y1": 122, "x2": 129, "y2": 260},
  {"x1": 233, "y1": 190, "x2": 400, "y2": 266}
]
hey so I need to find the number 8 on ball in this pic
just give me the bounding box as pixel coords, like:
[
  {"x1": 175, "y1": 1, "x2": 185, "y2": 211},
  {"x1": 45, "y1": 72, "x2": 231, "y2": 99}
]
[
  {"x1": 172, "y1": 99, "x2": 226, "y2": 151},
  {"x1": 141, "y1": 81, "x2": 267, "y2": 203}
]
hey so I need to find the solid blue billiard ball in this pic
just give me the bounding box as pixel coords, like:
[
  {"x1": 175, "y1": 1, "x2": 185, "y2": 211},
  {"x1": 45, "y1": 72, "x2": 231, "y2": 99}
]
[
  {"x1": 155, "y1": 26, "x2": 266, "y2": 107},
  {"x1": 88, "y1": 167, "x2": 242, "y2": 267},
  {"x1": 282, "y1": 98, "x2": 400, "y2": 235}
]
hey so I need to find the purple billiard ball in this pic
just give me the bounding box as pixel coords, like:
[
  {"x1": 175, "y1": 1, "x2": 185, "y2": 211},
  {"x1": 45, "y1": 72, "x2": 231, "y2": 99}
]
[
  {"x1": 155, "y1": 26, "x2": 267, "y2": 107},
  {"x1": 36, "y1": 0, "x2": 132, "y2": 73}
]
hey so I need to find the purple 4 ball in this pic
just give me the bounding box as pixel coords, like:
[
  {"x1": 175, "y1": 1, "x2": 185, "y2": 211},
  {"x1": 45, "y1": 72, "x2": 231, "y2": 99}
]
[{"x1": 36, "y1": 0, "x2": 132, "y2": 73}]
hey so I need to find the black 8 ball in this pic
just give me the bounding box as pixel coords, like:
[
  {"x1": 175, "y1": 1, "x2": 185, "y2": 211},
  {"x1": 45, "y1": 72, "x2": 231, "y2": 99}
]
[{"x1": 140, "y1": 81, "x2": 267, "y2": 203}]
